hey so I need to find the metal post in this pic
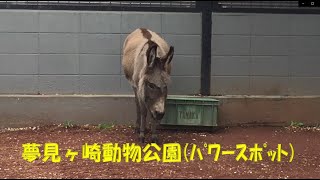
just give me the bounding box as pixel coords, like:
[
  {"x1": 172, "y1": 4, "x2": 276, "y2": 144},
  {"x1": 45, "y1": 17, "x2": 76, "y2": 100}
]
[{"x1": 197, "y1": 1, "x2": 212, "y2": 96}]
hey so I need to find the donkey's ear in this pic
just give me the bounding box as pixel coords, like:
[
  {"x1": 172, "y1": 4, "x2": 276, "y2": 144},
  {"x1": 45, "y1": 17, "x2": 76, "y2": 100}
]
[
  {"x1": 165, "y1": 46, "x2": 174, "y2": 64},
  {"x1": 147, "y1": 43, "x2": 157, "y2": 68}
]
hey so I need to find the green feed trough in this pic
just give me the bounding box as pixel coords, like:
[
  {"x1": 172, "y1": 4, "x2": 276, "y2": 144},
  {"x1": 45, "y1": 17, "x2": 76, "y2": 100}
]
[{"x1": 160, "y1": 96, "x2": 219, "y2": 127}]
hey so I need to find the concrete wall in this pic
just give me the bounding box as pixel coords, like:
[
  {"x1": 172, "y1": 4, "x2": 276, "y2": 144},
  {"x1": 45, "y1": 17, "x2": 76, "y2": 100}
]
[
  {"x1": 0, "y1": 10, "x2": 201, "y2": 95},
  {"x1": 1, "y1": 9, "x2": 320, "y2": 96},
  {"x1": 211, "y1": 13, "x2": 320, "y2": 96},
  {"x1": 1, "y1": 10, "x2": 320, "y2": 129},
  {"x1": 1, "y1": 95, "x2": 319, "y2": 128}
]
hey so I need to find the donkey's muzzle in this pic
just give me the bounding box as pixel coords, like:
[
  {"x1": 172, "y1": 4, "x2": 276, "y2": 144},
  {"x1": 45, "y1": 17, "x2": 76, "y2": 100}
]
[{"x1": 155, "y1": 111, "x2": 165, "y2": 120}]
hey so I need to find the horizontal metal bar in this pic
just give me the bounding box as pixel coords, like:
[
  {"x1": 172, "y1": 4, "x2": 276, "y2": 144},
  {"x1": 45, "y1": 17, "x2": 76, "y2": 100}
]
[
  {"x1": 0, "y1": 4, "x2": 201, "y2": 12},
  {"x1": 212, "y1": 7, "x2": 320, "y2": 14},
  {"x1": 0, "y1": 1, "x2": 319, "y2": 14}
]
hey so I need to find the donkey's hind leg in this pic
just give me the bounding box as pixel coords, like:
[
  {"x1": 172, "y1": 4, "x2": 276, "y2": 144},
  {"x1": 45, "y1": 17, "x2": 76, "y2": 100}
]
[{"x1": 133, "y1": 87, "x2": 140, "y2": 134}]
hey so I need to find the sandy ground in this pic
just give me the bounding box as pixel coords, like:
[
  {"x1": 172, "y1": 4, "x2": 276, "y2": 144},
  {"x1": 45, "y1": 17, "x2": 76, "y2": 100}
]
[{"x1": 0, "y1": 124, "x2": 319, "y2": 179}]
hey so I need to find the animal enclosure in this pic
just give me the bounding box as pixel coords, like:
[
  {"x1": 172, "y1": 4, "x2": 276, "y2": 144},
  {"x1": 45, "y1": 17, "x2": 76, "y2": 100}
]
[
  {"x1": 0, "y1": 1, "x2": 319, "y2": 96},
  {"x1": 0, "y1": 1, "x2": 319, "y2": 179}
]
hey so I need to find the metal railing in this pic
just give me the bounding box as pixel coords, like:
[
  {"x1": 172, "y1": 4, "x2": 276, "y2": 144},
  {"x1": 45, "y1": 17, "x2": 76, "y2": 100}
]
[
  {"x1": 0, "y1": 1, "x2": 196, "y2": 8},
  {"x1": 216, "y1": 1, "x2": 299, "y2": 9},
  {"x1": 0, "y1": 1, "x2": 198, "y2": 12},
  {"x1": 213, "y1": 1, "x2": 320, "y2": 13},
  {"x1": 0, "y1": 1, "x2": 319, "y2": 13}
]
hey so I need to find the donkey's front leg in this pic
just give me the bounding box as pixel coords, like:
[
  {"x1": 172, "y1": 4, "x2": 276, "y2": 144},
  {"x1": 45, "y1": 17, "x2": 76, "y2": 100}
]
[
  {"x1": 139, "y1": 103, "x2": 147, "y2": 143},
  {"x1": 151, "y1": 119, "x2": 159, "y2": 144}
]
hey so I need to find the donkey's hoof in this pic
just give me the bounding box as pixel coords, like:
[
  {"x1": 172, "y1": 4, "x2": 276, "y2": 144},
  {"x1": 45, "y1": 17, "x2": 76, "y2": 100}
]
[
  {"x1": 135, "y1": 128, "x2": 140, "y2": 134},
  {"x1": 139, "y1": 136, "x2": 145, "y2": 143},
  {"x1": 151, "y1": 137, "x2": 159, "y2": 145}
]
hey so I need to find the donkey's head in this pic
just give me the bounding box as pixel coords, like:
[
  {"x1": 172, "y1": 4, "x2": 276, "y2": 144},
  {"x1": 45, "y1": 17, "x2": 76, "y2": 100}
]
[{"x1": 142, "y1": 41, "x2": 174, "y2": 121}]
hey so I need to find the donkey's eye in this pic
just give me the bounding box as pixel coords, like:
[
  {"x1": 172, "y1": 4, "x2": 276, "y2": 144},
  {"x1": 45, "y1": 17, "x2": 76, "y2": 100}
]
[{"x1": 147, "y1": 82, "x2": 157, "y2": 89}]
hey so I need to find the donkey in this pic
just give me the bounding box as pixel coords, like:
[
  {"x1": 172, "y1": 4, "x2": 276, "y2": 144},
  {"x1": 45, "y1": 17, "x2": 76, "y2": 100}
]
[{"x1": 122, "y1": 28, "x2": 174, "y2": 144}]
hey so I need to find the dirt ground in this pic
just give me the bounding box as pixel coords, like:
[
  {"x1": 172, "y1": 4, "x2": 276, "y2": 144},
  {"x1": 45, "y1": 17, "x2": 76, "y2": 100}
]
[{"x1": 0, "y1": 123, "x2": 319, "y2": 179}]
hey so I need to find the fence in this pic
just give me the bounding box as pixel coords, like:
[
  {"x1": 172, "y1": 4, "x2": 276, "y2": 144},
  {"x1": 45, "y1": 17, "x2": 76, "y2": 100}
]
[
  {"x1": 0, "y1": 1, "x2": 197, "y2": 11},
  {"x1": 0, "y1": 1, "x2": 319, "y2": 95}
]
